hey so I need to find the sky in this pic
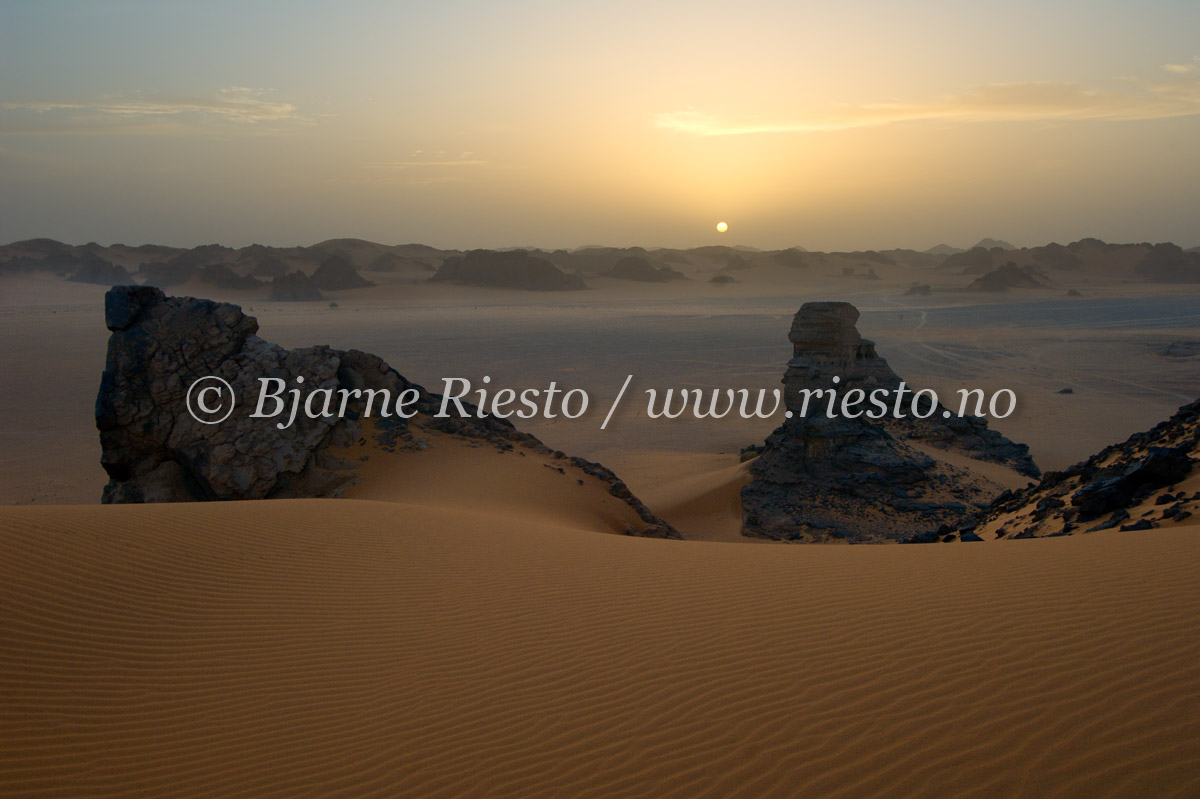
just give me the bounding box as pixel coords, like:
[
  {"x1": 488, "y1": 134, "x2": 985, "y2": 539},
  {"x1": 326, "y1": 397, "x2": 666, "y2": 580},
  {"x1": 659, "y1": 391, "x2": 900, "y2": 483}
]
[{"x1": 2, "y1": 0, "x2": 1199, "y2": 251}]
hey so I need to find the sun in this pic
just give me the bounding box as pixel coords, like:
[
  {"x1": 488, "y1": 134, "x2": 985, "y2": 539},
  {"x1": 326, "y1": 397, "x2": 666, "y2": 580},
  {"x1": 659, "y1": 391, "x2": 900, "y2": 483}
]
[{"x1": 715, "y1": 221, "x2": 728, "y2": 233}]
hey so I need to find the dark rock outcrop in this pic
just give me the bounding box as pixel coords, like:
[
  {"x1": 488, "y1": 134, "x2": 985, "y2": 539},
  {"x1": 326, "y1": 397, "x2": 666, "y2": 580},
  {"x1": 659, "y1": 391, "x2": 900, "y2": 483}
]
[
  {"x1": 967, "y1": 263, "x2": 1056, "y2": 291},
  {"x1": 270, "y1": 271, "x2": 325, "y2": 301},
  {"x1": 1134, "y1": 243, "x2": 1200, "y2": 283},
  {"x1": 311, "y1": 255, "x2": 375, "y2": 290},
  {"x1": 431, "y1": 250, "x2": 587, "y2": 291},
  {"x1": 976, "y1": 397, "x2": 1199, "y2": 538},
  {"x1": 740, "y1": 302, "x2": 1037, "y2": 543},
  {"x1": 95, "y1": 286, "x2": 676, "y2": 539}
]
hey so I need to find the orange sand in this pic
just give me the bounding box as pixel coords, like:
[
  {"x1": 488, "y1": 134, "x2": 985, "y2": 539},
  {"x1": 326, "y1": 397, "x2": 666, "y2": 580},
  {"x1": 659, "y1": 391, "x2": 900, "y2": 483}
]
[{"x1": 1, "y1": 499, "x2": 1197, "y2": 798}]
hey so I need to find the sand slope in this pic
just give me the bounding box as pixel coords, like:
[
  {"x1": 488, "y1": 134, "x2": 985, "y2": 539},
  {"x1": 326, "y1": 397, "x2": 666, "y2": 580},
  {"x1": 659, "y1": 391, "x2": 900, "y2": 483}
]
[{"x1": 2, "y1": 500, "x2": 1198, "y2": 798}]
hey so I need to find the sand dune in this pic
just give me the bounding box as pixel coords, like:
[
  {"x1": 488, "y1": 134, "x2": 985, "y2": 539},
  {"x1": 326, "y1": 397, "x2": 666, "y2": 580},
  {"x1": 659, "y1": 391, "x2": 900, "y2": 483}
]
[
  {"x1": 611, "y1": 452, "x2": 754, "y2": 541},
  {"x1": 2, "y1": 500, "x2": 1198, "y2": 798},
  {"x1": 338, "y1": 428, "x2": 659, "y2": 535}
]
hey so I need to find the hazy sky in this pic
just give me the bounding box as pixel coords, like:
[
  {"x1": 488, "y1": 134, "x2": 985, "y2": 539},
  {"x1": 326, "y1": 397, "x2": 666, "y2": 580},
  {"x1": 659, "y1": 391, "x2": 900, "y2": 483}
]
[{"x1": 2, "y1": 0, "x2": 1199, "y2": 250}]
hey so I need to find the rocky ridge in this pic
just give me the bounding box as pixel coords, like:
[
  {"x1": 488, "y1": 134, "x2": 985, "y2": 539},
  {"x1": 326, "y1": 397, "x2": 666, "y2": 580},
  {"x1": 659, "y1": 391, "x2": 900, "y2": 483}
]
[{"x1": 972, "y1": 397, "x2": 1199, "y2": 539}]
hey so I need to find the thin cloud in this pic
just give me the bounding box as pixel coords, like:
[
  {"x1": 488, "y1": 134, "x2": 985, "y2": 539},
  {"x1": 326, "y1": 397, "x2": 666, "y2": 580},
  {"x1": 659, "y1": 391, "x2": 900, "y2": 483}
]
[
  {"x1": 1163, "y1": 56, "x2": 1200, "y2": 74},
  {"x1": 656, "y1": 76, "x2": 1200, "y2": 137},
  {"x1": 3, "y1": 87, "x2": 302, "y2": 129}
]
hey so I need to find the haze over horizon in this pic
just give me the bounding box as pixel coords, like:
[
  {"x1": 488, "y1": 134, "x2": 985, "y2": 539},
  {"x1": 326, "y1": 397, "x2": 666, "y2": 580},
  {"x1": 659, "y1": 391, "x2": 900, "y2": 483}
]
[{"x1": 2, "y1": 1, "x2": 1199, "y2": 251}]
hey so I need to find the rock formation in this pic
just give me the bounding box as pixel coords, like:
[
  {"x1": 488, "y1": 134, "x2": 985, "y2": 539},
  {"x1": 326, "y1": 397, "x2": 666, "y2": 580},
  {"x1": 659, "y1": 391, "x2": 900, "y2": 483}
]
[
  {"x1": 974, "y1": 397, "x2": 1198, "y2": 539},
  {"x1": 95, "y1": 286, "x2": 676, "y2": 538},
  {"x1": 741, "y1": 302, "x2": 1037, "y2": 543},
  {"x1": 967, "y1": 263, "x2": 1056, "y2": 291},
  {"x1": 311, "y1": 255, "x2": 375, "y2": 290},
  {"x1": 431, "y1": 250, "x2": 587, "y2": 291},
  {"x1": 1134, "y1": 243, "x2": 1200, "y2": 283},
  {"x1": 269, "y1": 271, "x2": 325, "y2": 301}
]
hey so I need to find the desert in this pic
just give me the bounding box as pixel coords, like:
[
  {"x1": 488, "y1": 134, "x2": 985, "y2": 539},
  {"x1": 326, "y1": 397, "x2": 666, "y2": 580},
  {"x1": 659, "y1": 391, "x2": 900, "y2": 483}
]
[
  {"x1": 3, "y1": 2, "x2": 1200, "y2": 794},
  {"x1": 1, "y1": 233, "x2": 1199, "y2": 797}
]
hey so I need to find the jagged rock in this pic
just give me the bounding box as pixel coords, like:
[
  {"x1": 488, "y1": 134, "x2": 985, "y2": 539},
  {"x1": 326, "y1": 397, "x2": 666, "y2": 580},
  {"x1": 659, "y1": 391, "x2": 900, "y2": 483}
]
[
  {"x1": 974, "y1": 398, "x2": 1200, "y2": 538},
  {"x1": 270, "y1": 271, "x2": 325, "y2": 301},
  {"x1": 311, "y1": 256, "x2": 374, "y2": 290},
  {"x1": 94, "y1": 286, "x2": 676, "y2": 539},
  {"x1": 781, "y1": 302, "x2": 1038, "y2": 476},
  {"x1": 741, "y1": 301, "x2": 1036, "y2": 543},
  {"x1": 431, "y1": 250, "x2": 586, "y2": 290}
]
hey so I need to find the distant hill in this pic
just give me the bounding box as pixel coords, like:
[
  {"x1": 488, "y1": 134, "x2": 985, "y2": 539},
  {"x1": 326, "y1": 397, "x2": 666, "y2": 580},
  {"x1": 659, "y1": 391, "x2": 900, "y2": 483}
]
[
  {"x1": 4, "y1": 236, "x2": 1198, "y2": 289},
  {"x1": 925, "y1": 243, "x2": 964, "y2": 256},
  {"x1": 431, "y1": 250, "x2": 587, "y2": 291},
  {"x1": 967, "y1": 263, "x2": 1057, "y2": 292},
  {"x1": 972, "y1": 238, "x2": 1016, "y2": 250}
]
